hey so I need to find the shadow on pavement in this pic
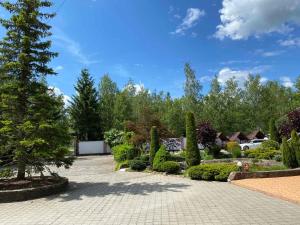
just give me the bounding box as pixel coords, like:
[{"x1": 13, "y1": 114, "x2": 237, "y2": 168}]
[{"x1": 46, "y1": 181, "x2": 190, "y2": 202}]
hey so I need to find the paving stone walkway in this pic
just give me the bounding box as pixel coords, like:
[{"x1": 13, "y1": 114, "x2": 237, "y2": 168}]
[{"x1": 0, "y1": 155, "x2": 300, "y2": 225}]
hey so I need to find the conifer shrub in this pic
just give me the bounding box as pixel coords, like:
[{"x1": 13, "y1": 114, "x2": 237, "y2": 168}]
[
  {"x1": 185, "y1": 112, "x2": 200, "y2": 167},
  {"x1": 281, "y1": 136, "x2": 298, "y2": 168},
  {"x1": 153, "y1": 146, "x2": 170, "y2": 171},
  {"x1": 160, "y1": 161, "x2": 180, "y2": 174},
  {"x1": 129, "y1": 159, "x2": 147, "y2": 171},
  {"x1": 112, "y1": 144, "x2": 138, "y2": 163}
]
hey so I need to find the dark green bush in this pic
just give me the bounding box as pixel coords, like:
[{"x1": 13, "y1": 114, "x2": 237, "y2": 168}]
[
  {"x1": 160, "y1": 161, "x2": 180, "y2": 174},
  {"x1": 153, "y1": 146, "x2": 170, "y2": 171},
  {"x1": 129, "y1": 159, "x2": 147, "y2": 171},
  {"x1": 187, "y1": 163, "x2": 238, "y2": 181},
  {"x1": 261, "y1": 140, "x2": 280, "y2": 150},
  {"x1": 112, "y1": 144, "x2": 139, "y2": 163},
  {"x1": 274, "y1": 154, "x2": 282, "y2": 162},
  {"x1": 185, "y1": 112, "x2": 200, "y2": 167},
  {"x1": 208, "y1": 145, "x2": 221, "y2": 157}
]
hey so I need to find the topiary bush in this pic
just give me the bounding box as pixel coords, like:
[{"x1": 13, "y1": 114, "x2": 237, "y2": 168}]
[
  {"x1": 226, "y1": 141, "x2": 240, "y2": 152},
  {"x1": 232, "y1": 146, "x2": 241, "y2": 158},
  {"x1": 149, "y1": 126, "x2": 160, "y2": 166},
  {"x1": 112, "y1": 144, "x2": 139, "y2": 163},
  {"x1": 185, "y1": 112, "x2": 200, "y2": 167},
  {"x1": 160, "y1": 161, "x2": 180, "y2": 174},
  {"x1": 129, "y1": 159, "x2": 147, "y2": 171},
  {"x1": 153, "y1": 146, "x2": 170, "y2": 171},
  {"x1": 187, "y1": 163, "x2": 238, "y2": 181},
  {"x1": 169, "y1": 154, "x2": 185, "y2": 162},
  {"x1": 281, "y1": 137, "x2": 298, "y2": 168}
]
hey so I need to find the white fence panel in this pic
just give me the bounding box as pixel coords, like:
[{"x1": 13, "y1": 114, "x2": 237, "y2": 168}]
[{"x1": 78, "y1": 141, "x2": 111, "y2": 155}]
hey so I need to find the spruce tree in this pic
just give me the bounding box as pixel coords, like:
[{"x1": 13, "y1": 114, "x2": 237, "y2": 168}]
[
  {"x1": 149, "y1": 126, "x2": 160, "y2": 166},
  {"x1": 269, "y1": 118, "x2": 280, "y2": 142},
  {"x1": 281, "y1": 135, "x2": 297, "y2": 169},
  {"x1": 185, "y1": 112, "x2": 200, "y2": 167},
  {"x1": 69, "y1": 69, "x2": 102, "y2": 141},
  {"x1": 0, "y1": 0, "x2": 73, "y2": 180}
]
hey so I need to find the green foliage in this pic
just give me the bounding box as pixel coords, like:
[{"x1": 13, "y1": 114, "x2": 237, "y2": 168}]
[
  {"x1": 104, "y1": 129, "x2": 133, "y2": 147},
  {"x1": 188, "y1": 163, "x2": 238, "y2": 181},
  {"x1": 69, "y1": 69, "x2": 102, "y2": 141},
  {"x1": 115, "y1": 160, "x2": 129, "y2": 170},
  {"x1": 249, "y1": 164, "x2": 287, "y2": 172},
  {"x1": 208, "y1": 144, "x2": 221, "y2": 157},
  {"x1": 281, "y1": 137, "x2": 298, "y2": 168},
  {"x1": 232, "y1": 147, "x2": 242, "y2": 158},
  {"x1": 0, "y1": 0, "x2": 73, "y2": 179},
  {"x1": 112, "y1": 144, "x2": 139, "y2": 163},
  {"x1": 226, "y1": 141, "x2": 240, "y2": 152},
  {"x1": 99, "y1": 74, "x2": 118, "y2": 132},
  {"x1": 149, "y1": 126, "x2": 160, "y2": 166},
  {"x1": 153, "y1": 146, "x2": 170, "y2": 171},
  {"x1": 185, "y1": 112, "x2": 200, "y2": 167},
  {"x1": 287, "y1": 130, "x2": 299, "y2": 168},
  {"x1": 269, "y1": 118, "x2": 281, "y2": 142},
  {"x1": 129, "y1": 159, "x2": 147, "y2": 171},
  {"x1": 169, "y1": 154, "x2": 185, "y2": 162},
  {"x1": 245, "y1": 148, "x2": 281, "y2": 160},
  {"x1": 160, "y1": 161, "x2": 180, "y2": 174},
  {"x1": 0, "y1": 168, "x2": 13, "y2": 178},
  {"x1": 261, "y1": 140, "x2": 280, "y2": 150}
]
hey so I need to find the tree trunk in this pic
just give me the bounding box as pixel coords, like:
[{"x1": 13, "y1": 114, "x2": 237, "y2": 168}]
[{"x1": 16, "y1": 162, "x2": 26, "y2": 180}]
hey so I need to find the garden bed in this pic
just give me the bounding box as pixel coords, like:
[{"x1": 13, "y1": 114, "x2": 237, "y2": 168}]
[{"x1": 0, "y1": 176, "x2": 68, "y2": 203}]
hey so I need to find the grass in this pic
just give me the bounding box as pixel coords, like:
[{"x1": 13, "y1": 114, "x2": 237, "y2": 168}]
[{"x1": 249, "y1": 164, "x2": 287, "y2": 172}]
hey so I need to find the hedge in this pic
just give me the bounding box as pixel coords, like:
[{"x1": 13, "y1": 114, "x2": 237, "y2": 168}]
[{"x1": 187, "y1": 163, "x2": 238, "y2": 181}]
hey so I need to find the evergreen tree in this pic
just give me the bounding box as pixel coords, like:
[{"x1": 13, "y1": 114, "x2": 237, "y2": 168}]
[
  {"x1": 185, "y1": 112, "x2": 200, "y2": 167},
  {"x1": 99, "y1": 74, "x2": 118, "y2": 132},
  {"x1": 113, "y1": 90, "x2": 133, "y2": 129},
  {"x1": 184, "y1": 63, "x2": 202, "y2": 116},
  {"x1": 0, "y1": 0, "x2": 73, "y2": 180},
  {"x1": 69, "y1": 69, "x2": 102, "y2": 141},
  {"x1": 269, "y1": 118, "x2": 280, "y2": 142},
  {"x1": 149, "y1": 126, "x2": 160, "y2": 166},
  {"x1": 281, "y1": 135, "x2": 297, "y2": 169},
  {"x1": 287, "y1": 130, "x2": 299, "y2": 168}
]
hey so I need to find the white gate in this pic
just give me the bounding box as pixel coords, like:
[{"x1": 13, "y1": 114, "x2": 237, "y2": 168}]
[{"x1": 78, "y1": 141, "x2": 111, "y2": 155}]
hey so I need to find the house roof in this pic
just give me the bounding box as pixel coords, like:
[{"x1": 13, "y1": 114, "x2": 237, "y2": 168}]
[
  {"x1": 217, "y1": 132, "x2": 229, "y2": 141},
  {"x1": 247, "y1": 130, "x2": 265, "y2": 140},
  {"x1": 228, "y1": 132, "x2": 248, "y2": 141}
]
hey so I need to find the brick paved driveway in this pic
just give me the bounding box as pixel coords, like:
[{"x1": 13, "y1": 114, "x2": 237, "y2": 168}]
[{"x1": 0, "y1": 155, "x2": 300, "y2": 225}]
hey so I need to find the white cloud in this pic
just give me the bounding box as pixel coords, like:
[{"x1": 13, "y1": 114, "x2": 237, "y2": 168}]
[
  {"x1": 217, "y1": 67, "x2": 269, "y2": 87},
  {"x1": 280, "y1": 76, "x2": 294, "y2": 88},
  {"x1": 49, "y1": 86, "x2": 71, "y2": 106},
  {"x1": 215, "y1": 0, "x2": 300, "y2": 40},
  {"x1": 171, "y1": 8, "x2": 205, "y2": 35},
  {"x1": 279, "y1": 37, "x2": 300, "y2": 47},
  {"x1": 255, "y1": 49, "x2": 285, "y2": 57},
  {"x1": 53, "y1": 29, "x2": 100, "y2": 65},
  {"x1": 124, "y1": 82, "x2": 148, "y2": 95}
]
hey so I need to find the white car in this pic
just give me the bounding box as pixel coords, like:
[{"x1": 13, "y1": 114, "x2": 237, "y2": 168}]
[{"x1": 239, "y1": 139, "x2": 265, "y2": 150}]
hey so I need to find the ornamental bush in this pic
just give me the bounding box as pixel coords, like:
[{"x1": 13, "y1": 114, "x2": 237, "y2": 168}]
[
  {"x1": 286, "y1": 130, "x2": 299, "y2": 168},
  {"x1": 153, "y1": 146, "x2": 170, "y2": 171},
  {"x1": 129, "y1": 159, "x2": 147, "y2": 171},
  {"x1": 149, "y1": 126, "x2": 160, "y2": 166},
  {"x1": 281, "y1": 137, "x2": 298, "y2": 168},
  {"x1": 185, "y1": 112, "x2": 200, "y2": 167},
  {"x1": 112, "y1": 144, "x2": 139, "y2": 163},
  {"x1": 226, "y1": 141, "x2": 240, "y2": 152},
  {"x1": 261, "y1": 140, "x2": 280, "y2": 150},
  {"x1": 187, "y1": 163, "x2": 238, "y2": 181},
  {"x1": 231, "y1": 147, "x2": 241, "y2": 158},
  {"x1": 244, "y1": 148, "x2": 280, "y2": 160},
  {"x1": 160, "y1": 161, "x2": 180, "y2": 174}
]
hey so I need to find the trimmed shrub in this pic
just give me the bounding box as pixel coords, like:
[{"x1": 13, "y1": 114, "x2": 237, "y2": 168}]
[
  {"x1": 112, "y1": 144, "x2": 139, "y2": 163},
  {"x1": 160, "y1": 161, "x2": 180, "y2": 174},
  {"x1": 153, "y1": 146, "x2": 170, "y2": 171},
  {"x1": 245, "y1": 148, "x2": 280, "y2": 160},
  {"x1": 188, "y1": 163, "x2": 238, "y2": 181},
  {"x1": 232, "y1": 147, "x2": 241, "y2": 158},
  {"x1": 129, "y1": 159, "x2": 147, "y2": 171},
  {"x1": 208, "y1": 144, "x2": 221, "y2": 158},
  {"x1": 226, "y1": 141, "x2": 240, "y2": 152},
  {"x1": 287, "y1": 130, "x2": 299, "y2": 168},
  {"x1": 185, "y1": 112, "x2": 200, "y2": 167},
  {"x1": 169, "y1": 154, "x2": 185, "y2": 162},
  {"x1": 281, "y1": 137, "x2": 298, "y2": 168},
  {"x1": 149, "y1": 126, "x2": 160, "y2": 166},
  {"x1": 269, "y1": 118, "x2": 281, "y2": 143},
  {"x1": 261, "y1": 140, "x2": 280, "y2": 150}
]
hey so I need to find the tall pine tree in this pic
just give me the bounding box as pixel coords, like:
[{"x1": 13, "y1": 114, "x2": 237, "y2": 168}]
[
  {"x1": 0, "y1": 0, "x2": 73, "y2": 180},
  {"x1": 69, "y1": 69, "x2": 102, "y2": 141}
]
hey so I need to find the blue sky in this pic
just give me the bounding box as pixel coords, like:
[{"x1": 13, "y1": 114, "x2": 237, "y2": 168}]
[{"x1": 1, "y1": 0, "x2": 300, "y2": 101}]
